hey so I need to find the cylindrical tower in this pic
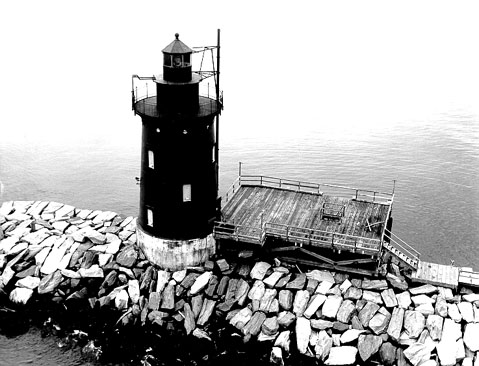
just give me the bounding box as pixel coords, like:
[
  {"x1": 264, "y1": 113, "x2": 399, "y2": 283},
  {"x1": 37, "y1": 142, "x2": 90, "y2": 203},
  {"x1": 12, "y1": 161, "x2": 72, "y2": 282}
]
[{"x1": 132, "y1": 33, "x2": 222, "y2": 270}]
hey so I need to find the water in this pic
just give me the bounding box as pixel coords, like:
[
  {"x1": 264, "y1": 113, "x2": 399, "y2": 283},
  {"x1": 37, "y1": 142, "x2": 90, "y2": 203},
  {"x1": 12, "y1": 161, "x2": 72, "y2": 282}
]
[{"x1": 1, "y1": 107, "x2": 478, "y2": 364}]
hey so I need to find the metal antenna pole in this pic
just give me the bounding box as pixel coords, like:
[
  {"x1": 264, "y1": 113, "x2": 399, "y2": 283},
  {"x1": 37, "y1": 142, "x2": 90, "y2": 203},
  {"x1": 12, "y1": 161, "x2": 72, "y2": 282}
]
[{"x1": 215, "y1": 29, "x2": 221, "y2": 198}]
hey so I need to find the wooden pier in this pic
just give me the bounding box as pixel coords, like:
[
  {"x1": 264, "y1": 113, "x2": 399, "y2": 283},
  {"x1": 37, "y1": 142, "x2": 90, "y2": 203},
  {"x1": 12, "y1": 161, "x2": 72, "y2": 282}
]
[{"x1": 214, "y1": 175, "x2": 400, "y2": 274}]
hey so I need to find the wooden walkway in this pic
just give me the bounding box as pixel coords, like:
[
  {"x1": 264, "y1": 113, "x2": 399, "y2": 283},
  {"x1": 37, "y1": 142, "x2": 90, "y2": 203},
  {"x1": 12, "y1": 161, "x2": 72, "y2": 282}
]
[{"x1": 411, "y1": 261, "x2": 460, "y2": 288}]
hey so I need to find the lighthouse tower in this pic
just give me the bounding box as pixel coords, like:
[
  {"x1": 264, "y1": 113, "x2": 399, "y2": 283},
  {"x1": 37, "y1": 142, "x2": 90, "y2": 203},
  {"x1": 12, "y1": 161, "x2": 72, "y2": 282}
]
[{"x1": 132, "y1": 32, "x2": 222, "y2": 270}]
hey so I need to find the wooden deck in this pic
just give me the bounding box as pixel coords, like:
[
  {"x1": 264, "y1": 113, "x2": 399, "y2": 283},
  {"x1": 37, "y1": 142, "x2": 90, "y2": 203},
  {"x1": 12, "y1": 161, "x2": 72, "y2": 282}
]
[
  {"x1": 215, "y1": 176, "x2": 393, "y2": 257},
  {"x1": 410, "y1": 261, "x2": 460, "y2": 288}
]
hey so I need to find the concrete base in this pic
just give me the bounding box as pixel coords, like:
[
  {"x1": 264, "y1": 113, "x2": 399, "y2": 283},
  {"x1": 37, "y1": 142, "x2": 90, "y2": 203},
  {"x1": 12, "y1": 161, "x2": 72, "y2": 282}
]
[{"x1": 136, "y1": 225, "x2": 216, "y2": 271}]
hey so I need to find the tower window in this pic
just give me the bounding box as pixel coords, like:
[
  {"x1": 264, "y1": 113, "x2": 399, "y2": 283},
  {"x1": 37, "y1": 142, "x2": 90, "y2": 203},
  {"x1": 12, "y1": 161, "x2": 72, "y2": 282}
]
[
  {"x1": 147, "y1": 209, "x2": 153, "y2": 227},
  {"x1": 183, "y1": 184, "x2": 191, "y2": 202},
  {"x1": 212, "y1": 146, "x2": 216, "y2": 163},
  {"x1": 148, "y1": 150, "x2": 154, "y2": 169}
]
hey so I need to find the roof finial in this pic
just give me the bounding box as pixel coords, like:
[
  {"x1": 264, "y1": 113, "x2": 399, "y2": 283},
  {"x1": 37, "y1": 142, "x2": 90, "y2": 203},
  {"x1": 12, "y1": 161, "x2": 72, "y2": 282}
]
[{"x1": 175, "y1": 33, "x2": 179, "y2": 40}]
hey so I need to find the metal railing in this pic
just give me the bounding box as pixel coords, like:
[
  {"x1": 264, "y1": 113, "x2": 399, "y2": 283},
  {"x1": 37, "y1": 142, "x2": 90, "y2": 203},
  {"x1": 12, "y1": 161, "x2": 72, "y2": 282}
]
[
  {"x1": 213, "y1": 220, "x2": 381, "y2": 255},
  {"x1": 383, "y1": 230, "x2": 421, "y2": 265},
  {"x1": 233, "y1": 175, "x2": 394, "y2": 204}
]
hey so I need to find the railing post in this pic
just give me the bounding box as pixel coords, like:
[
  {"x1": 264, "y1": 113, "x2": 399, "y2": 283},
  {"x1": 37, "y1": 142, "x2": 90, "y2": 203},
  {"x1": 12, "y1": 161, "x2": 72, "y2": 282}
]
[
  {"x1": 260, "y1": 176, "x2": 263, "y2": 185},
  {"x1": 355, "y1": 190, "x2": 358, "y2": 200}
]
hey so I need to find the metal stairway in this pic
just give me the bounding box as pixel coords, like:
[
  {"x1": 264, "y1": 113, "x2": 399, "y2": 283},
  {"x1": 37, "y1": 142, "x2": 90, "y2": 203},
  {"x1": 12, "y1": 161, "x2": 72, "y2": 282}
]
[{"x1": 382, "y1": 231, "x2": 420, "y2": 270}]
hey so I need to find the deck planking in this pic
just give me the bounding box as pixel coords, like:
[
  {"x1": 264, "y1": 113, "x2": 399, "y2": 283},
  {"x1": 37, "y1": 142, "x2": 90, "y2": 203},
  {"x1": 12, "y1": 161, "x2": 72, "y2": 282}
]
[
  {"x1": 220, "y1": 185, "x2": 391, "y2": 249},
  {"x1": 411, "y1": 260, "x2": 459, "y2": 289}
]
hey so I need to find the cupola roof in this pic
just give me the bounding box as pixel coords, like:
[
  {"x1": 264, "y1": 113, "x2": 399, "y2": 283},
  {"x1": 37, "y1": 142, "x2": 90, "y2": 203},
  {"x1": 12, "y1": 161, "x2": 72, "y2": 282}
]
[{"x1": 162, "y1": 33, "x2": 193, "y2": 54}]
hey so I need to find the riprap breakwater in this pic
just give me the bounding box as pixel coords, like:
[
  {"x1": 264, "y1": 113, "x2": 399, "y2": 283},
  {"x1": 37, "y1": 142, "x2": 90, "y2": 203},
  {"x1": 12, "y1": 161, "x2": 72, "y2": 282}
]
[{"x1": 2, "y1": 200, "x2": 479, "y2": 366}]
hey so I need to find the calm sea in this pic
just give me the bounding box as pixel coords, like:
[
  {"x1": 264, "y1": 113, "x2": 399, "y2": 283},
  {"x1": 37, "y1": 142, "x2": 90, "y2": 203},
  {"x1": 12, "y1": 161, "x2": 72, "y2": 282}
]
[{"x1": 0, "y1": 109, "x2": 478, "y2": 365}]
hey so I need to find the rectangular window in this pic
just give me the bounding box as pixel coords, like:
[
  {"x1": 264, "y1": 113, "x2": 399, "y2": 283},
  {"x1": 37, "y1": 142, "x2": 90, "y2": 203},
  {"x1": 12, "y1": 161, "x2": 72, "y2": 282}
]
[
  {"x1": 148, "y1": 150, "x2": 154, "y2": 169},
  {"x1": 212, "y1": 146, "x2": 216, "y2": 163},
  {"x1": 183, "y1": 184, "x2": 191, "y2": 202},
  {"x1": 147, "y1": 209, "x2": 153, "y2": 227}
]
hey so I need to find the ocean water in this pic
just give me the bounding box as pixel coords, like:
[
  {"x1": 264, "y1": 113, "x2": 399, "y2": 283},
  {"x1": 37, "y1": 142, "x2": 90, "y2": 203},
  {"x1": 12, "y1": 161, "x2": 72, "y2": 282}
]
[{"x1": 0, "y1": 109, "x2": 478, "y2": 364}]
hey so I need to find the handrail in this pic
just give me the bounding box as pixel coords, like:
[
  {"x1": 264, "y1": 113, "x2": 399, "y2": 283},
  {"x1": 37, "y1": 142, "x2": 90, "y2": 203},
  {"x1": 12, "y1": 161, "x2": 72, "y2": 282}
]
[
  {"x1": 385, "y1": 230, "x2": 421, "y2": 257},
  {"x1": 383, "y1": 231, "x2": 420, "y2": 263},
  {"x1": 237, "y1": 174, "x2": 394, "y2": 203}
]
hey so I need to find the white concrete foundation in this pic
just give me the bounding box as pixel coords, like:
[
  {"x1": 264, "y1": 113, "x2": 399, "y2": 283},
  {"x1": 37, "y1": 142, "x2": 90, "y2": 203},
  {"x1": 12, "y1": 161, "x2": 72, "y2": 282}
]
[{"x1": 136, "y1": 225, "x2": 216, "y2": 271}]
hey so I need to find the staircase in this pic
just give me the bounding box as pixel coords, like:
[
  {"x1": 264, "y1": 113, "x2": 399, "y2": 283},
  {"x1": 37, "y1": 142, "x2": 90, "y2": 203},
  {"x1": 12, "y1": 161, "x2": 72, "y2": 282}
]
[{"x1": 382, "y1": 231, "x2": 420, "y2": 270}]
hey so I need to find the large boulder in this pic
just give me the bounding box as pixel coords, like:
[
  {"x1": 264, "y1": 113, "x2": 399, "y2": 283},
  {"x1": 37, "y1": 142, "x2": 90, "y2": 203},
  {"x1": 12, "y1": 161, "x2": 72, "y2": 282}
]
[
  {"x1": 38, "y1": 270, "x2": 64, "y2": 294},
  {"x1": 322, "y1": 295, "x2": 343, "y2": 319},
  {"x1": 379, "y1": 342, "x2": 397, "y2": 366},
  {"x1": 358, "y1": 301, "x2": 380, "y2": 327},
  {"x1": 336, "y1": 299, "x2": 355, "y2": 323},
  {"x1": 404, "y1": 310, "x2": 425, "y2": 338},
  {"x1": 116, "y1": 246, "x2": 138, "y2": 268},
  {"x1": 325, "y1": 346, "x2": 358, "y2": 365},
  {"x1": 403, "y1": 342, "x2": 432, "y2": 366},
  {"x1": 426, "y1": 314, "x2": 443, "y2": 341},
  {"x1": 315, "y1": 330, "x2": 333, "y2": 361},
  {"x1": 295, "y1": 317, "x2": 311, "y2": 355},
  {"x1": 358, "y1": 334, "x2": 383, "y2": 361},
  {"x1": 9, "y1": 287, "x2": 34, "y2": 304},
  {"x1": 387, "y1": 307, "x2": 404, "y2": 341},
  {"x1": 250, "y1": 261, "x2": 271, "y2": 280},
  {"x1": 463, "y1": 323, "x2": 479, "y2": 352}
]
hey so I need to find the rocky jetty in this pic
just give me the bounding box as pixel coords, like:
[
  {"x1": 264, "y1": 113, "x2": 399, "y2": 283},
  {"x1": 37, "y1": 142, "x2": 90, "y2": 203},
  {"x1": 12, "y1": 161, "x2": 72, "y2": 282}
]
[{"x1": 2, "y1": 200, "x2": 479, "y2": 365}]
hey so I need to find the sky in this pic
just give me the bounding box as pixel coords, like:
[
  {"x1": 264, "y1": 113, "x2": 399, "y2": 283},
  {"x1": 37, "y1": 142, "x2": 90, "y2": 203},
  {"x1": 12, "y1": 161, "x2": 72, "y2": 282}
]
[{"x1": 0, "y1": 0, "x2": 478, "y2": 144}]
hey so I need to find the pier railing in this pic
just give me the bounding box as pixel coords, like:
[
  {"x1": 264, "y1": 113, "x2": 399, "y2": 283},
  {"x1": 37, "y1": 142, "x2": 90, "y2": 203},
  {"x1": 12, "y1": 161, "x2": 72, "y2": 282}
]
[
  {"x1": 213, "y1": 220, "x2": 381, "y2": 255},
  {"x1": 225, "y1": 175, "x2": 394, "y2": 204},
  {"x1": 382, "y1": 230, "x2": 421, "y2": 268}
]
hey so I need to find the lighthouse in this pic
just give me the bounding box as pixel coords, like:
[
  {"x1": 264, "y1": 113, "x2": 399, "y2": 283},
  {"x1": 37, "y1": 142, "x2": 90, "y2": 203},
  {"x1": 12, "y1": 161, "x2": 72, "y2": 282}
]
[{"x1": 132, "y1": 32, "x2": 222, "y2": 270}]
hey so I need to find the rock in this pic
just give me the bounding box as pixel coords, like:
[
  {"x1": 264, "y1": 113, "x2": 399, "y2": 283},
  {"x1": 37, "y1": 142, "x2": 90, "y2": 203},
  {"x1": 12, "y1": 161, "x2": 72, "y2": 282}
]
[
  {"x1": 278, "y1": 311, "x2": 296, "y2": 328},
  {"x1": 259, "y1": 289, "x2": 277, "y2": 313},
  {"x1": 216, "y1": 258, "x2": 230, "y2": 273},
  {"x1": 351, "y1": 315, "x2": 364, "y2": 330},
  {"x1": 362, "y1": 279, "x2": 388, "y2": 290},
  {"x1": 409, "y1": 284, "x2": 438, "y2": 296},
  {"x1": 16, "y1": 275, "x2": 41, "y2": 290},
  {"x1": 426, "y1": 314, "x2": 443, "y2": 341},
  {"x1": 456, "y1": 338, "x2": 465, "y2": 361},
  {"x1": 387, "y1": 307, "x2": 405, "y2": 341},
  {"x1": 148, "y1": 292, "x2": 161, "y2": 311},
  {"x1": 10, "y1": 287, "x2": 34, "y2": 304},
  {"x1": 197, "y1": 299, "x2": 216, "y2": 326},
  {"x1": 38, "y1": 270, "x2": 64, "y2": 294},
  {"x1": 116, "y1": 246, "x2": 138, "y2": 268},
  {"x1": 230, "y1": 307, "x2": 253, "y2": 329},
  {"x1": 336, "y1": 299, "x2": 356, "y2": 323},
  {"x1": 369, "y1": 308, "x2": 391, "y2": 335},
  {"x1": 148, "y1": 310, "x2": 168, "y2": 326},
  {"x1": 404, "y1": 310, "x2": 426, "y2": 338},
  {"x1": 262, "y1": 316, "x2": 279, "y2": 336},
  {"x1": 307, "y1": 278, "x2": 320, "y2": 294},
  {"x1": 78, "y1": 264, "x2": 103, "y2": 278},
  {"x1": 437, "y1": 336, "x2": 456, "y2": 366},
  {"x1": 270, "y1": 347, "x2": 284, "y2": 366},
  {"x1": 192, "y1": 328, "x2": 211, "y2": 342},
  {"x1": 295, "y1": 317, "x2": 311, "y2": 355},
  {"x1": 316, "y1": 281, "x2": 334, "y2": 295},
  {"x1": 463, "y1": 293, "x2": 479, "y2": 303},
  {"x1": 448, "y1": 303, "x2": 462, "y2": 322},
  {"x1": 458, "y1": 301, "x2": 474, "y2": 323},
  {"x1": 325, "y1": 346, "x2": 358, "y2": 365},
  {"x1": 411, "y1": 294, "x2": 434, "y2": 307},
  {"x1": 160, "y1": 281, "x2": 175, "y2": 310},
  {"x1": 250, "y1": 261, "x2": 271, "y2": 280},
  {"x1": 416, "y1": 303, "x2": 435, "y2": 316},
  {"x1": 463, "y1": 323, "x2": 479, "y2": 352},
  {"x1": 248, "y1": 280, "x2": 265, "y2": 303},
  {"x1": 273, "y1": 273, "x2": 290, "y2": 288},
  {"x1": 442, "y1": 318, "x2": 462, "y2": 341},
  {"x1": 115, "y1": 289, "x2": 129, "y2": 310},
  {"x1": 435, "y1": 296, "x2": 448, "y2": 317},
  {"x1": 362, "y1": 290, "x2": 383, "y2": 304},
  {"x1": 286, "y1": 274, "x2": 306, "y2": 290},
  {"x1": 263, "y1": 271, "x2": 284, "y2": 288},
  {"x1": 128, "y1": 280, "x2": 140, "y2": 304},
  {"x1": 183, "y1": 303, "x2": 195, "y2": 335},
  {"x1": 340, "y1": 329, "x2": 364, "y2": 344},
  {"x1": 358, "y1": 334, "x2": 383, "y2": 361},
  {"x1": 315, "y1": 330, "x2": 333, "y2": 361},
  {"x1": 234, "y1": 278, "x2": 250, "y2": 306},
  {"x1": 304, "y1": 294, "x2": 326, "y2": 319},
  {"x1": 293, "y1": 290, "x2": 310, "y2": 317},
  {"x1": 171, "y1": 269, "x2": 186, "y2": 283},
  {"x1": 344, "y1": 286, "x2": 362, "y2": 301},
  {"x1": 275, "y1": 330, "x2": 291, "y2": 352},
  {"x1": 381, "y1": 289, "x2": 398, "y2": 307},
  {"x1": 359, "y1": 301, "x2": 380, "y2": 327},
  {"x1": 84, "y1": 229, "x2": 106, "y2": 245},
  {"x1": 379, "y1": 342, "x2": 397, "y2": 366},
  {"x1": 386, "y1": 273, "x2": 408, "y2": 291},
  {"x1": 322, "y1": 295, "x2": 343, "y2": 319},
  {"x1": 243, "y1": 311, "x2": 267, "y2": 337},
  {"x1": 190, "y1": 271, "x2": 212, "y2": 295},
  {"x1": 278, "y1": 290, "x2": 293, "y2": 311},
  {"x1": 307, "y1": 269, "x2": 334, "y2": 283},
  {"x1": 403, "y1": 342, "x2": 431, "y2": 366}
]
